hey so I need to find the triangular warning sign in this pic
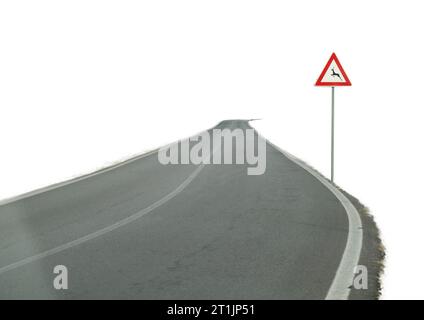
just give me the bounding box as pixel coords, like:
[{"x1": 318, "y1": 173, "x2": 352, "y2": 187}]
[{"x1": 315, "y1": 53, "x2": 351, "y2": 86}]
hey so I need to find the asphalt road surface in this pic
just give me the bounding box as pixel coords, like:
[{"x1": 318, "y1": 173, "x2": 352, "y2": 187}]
[{"x1": 0, "y1": 120, "x2": 371, "y2": 299}]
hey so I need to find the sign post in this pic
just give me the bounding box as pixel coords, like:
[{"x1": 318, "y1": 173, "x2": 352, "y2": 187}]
[
  {"x1": 331, "y1": 86, "x2": 335, "y2": 182},
  {"x1": 315, "y1": 53, "x2": 351, "y2": 183}
]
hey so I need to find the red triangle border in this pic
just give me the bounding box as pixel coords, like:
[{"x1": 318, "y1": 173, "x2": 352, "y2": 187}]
[{"x1": 315, "y1": 53, "x2": 352, "y2": 86}]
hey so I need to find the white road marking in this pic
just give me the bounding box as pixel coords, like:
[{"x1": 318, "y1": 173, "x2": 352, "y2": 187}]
[
  {"x1": 0, "y1": 164, "x2": 205, "y2": 275},
  {"x1": 263, "y1": 137, "x2": 363, "y2": 300},
  {"x1": 0, "y1": 149, "x2": 158, "y2": 206},
  {"x1": 0, "y1": 127, "x2": 210, "y2": 206}
]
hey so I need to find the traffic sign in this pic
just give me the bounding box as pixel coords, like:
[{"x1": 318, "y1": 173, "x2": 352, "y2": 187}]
[
  {"x1": 315, "y1": 53, "x2": 351, "y2": 86},
  {"x1": 315, "y1": 53, "x2": 352, "y2": 183}
]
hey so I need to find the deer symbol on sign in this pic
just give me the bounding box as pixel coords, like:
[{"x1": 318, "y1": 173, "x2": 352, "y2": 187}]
[{"x1": 331, "y1": 68, "x2": 343, "y2": 81}]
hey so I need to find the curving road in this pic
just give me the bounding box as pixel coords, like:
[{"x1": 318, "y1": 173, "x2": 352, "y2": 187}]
[{"x1": 0, "y1": 120, "x2": 369, "y2": 299}]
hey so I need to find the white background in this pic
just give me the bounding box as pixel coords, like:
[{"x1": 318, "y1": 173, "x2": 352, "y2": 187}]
[{"x1": 1, "y1": 1, "x2": 424, "y2": 299}]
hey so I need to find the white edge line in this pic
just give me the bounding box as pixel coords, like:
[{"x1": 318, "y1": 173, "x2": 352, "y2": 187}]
[
  {"x1": 0, "y1": 126, "x2": 214, "y2": 207},
  {"x1": 0, "y1": 149, "x2": 158, "y2": 206},
  {"x1": 252, "y1": 127, "x2": 363, "y2": 300}
]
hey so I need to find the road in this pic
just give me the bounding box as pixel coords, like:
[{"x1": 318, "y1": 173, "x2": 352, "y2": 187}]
[{"x1": 0, "y1": 120, "x2": 368, "y2": 299}]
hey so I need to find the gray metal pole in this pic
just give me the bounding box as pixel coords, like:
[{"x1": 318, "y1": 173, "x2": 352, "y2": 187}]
[{"x1": 331, "y1": 86, "x2": 335, "y2": 182}]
